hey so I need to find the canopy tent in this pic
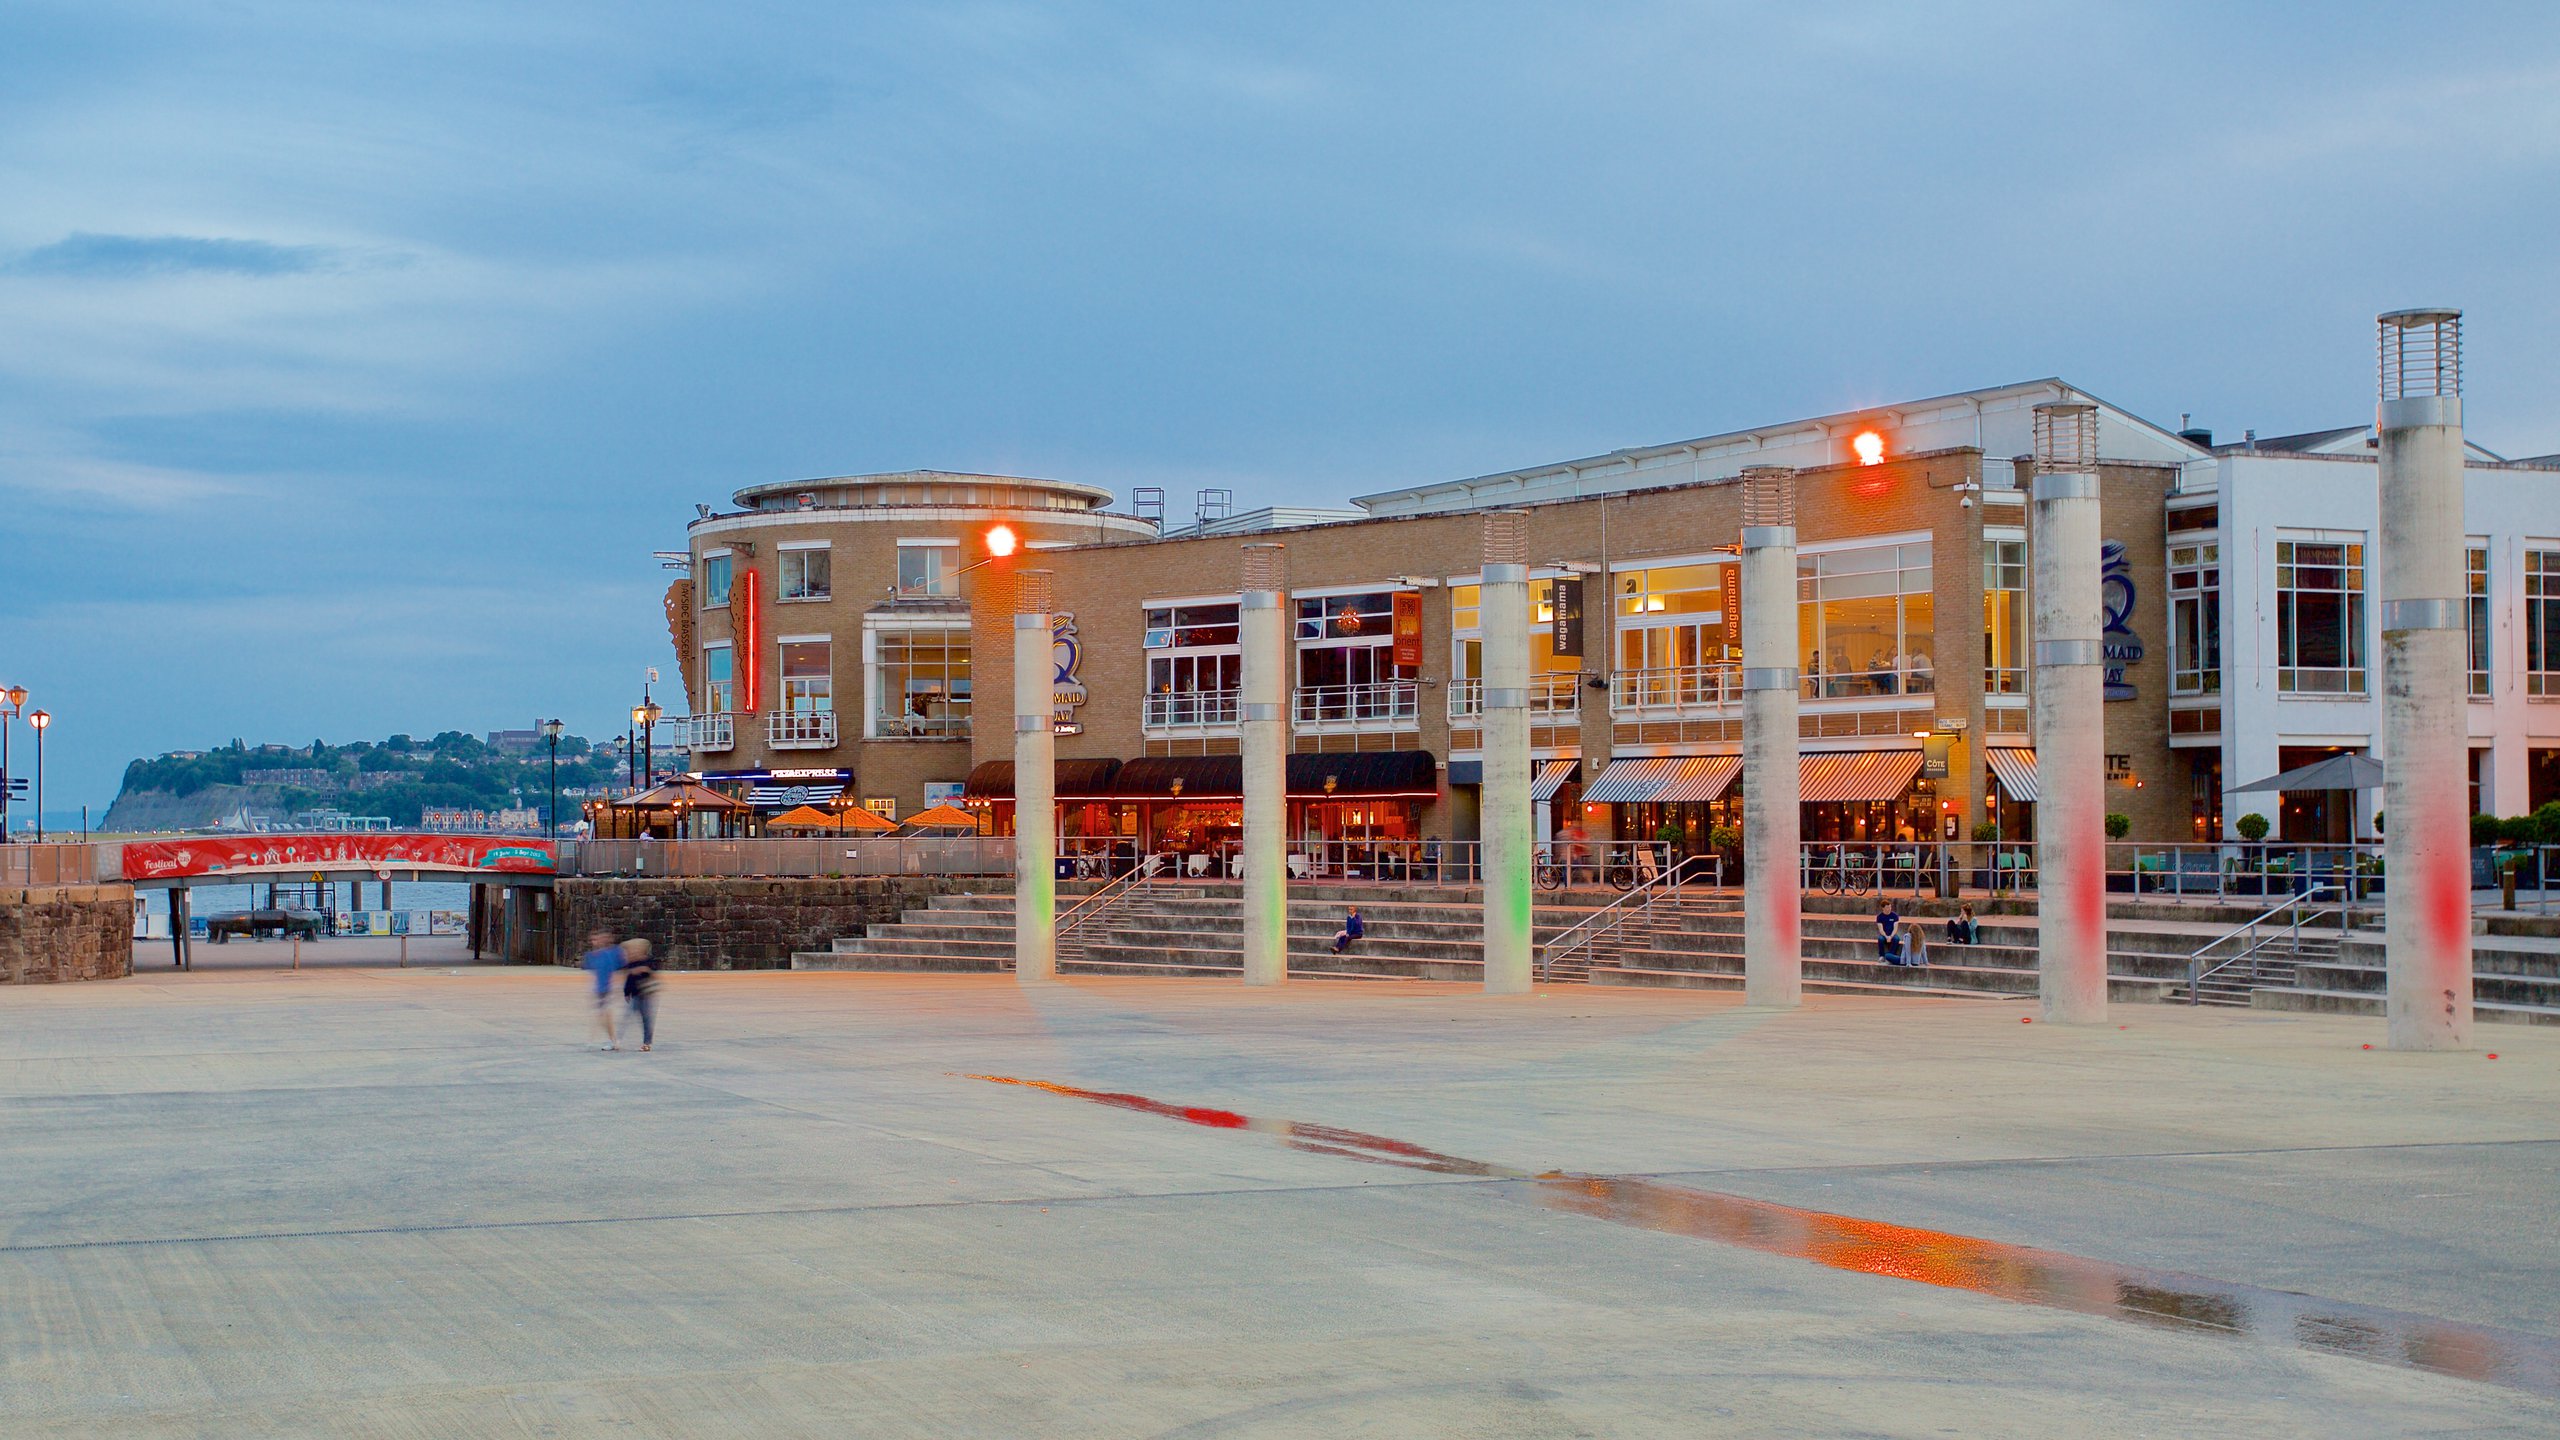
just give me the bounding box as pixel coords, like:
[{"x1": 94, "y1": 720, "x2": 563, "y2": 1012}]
[
  {"x1": 1530, "y1": 760, "x2": 1579, "y2": 803},
  {"x1": 591, "y1": 778, "x2": 751, "y2": 839},
  {"x1": 1582, "y1": 755, "x2": 1741, "y2": 805},
  {"x1": 623, "y1": 779, "x2": 750, "y2": 811},
  {"x1": 1799, "y1": 750, "x2": 1927, "y2": 804},
  {"x1": 895, "y1": 803, "x2": 984, "y2": 835},
  {"x1": 2232, "y1": 753, "x2": 2384, "y2": 794},
  {"x1": 1985, "y1": 746, "x2": 2038, "y2": 804}
]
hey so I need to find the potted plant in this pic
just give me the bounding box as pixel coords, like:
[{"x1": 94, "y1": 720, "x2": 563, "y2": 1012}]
[
  {"x1": 1969, "y1": 821, "x2": 1999, "y2": 891},
  {"x1": 1706, "y1": 825, "x2": 1740, "y2": 884},
  {"x1": 2234, "y1": 812, "x2": 2270, "y2": 896},
  {"x1": 2104, "y1": 812, "x2": 2134, "y2": 891}
]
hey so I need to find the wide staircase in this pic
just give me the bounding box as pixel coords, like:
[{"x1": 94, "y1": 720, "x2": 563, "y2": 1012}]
[{"x1": 2250, "y1": 915, "x2": 2560, "y2": 1025}]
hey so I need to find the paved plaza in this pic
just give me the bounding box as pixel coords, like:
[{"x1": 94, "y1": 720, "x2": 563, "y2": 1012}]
[{"x1": 4, "y1": 965, "x2": 2557, "y2": 1437}]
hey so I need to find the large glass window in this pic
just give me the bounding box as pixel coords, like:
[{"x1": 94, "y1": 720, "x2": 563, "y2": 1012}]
[
  {"x1": 1451, "y1": 579, "x2": 1578, "y2": 715},
  {"x1": 897, "y1": 543, "x2": 955, "y2": 597},
  {"x1": 780, "y1": 545, "x2": 831, "y2": 601},
  {"x1": 1298, "y1": 591, "x2": 1414, "y2": 723},
  {"x1": 702, "y1": 644, "x2": 734, "y2": 714},
  {"x1": 2169, "y1": 541, "x2": 2221, "y2": 696},
  {"x1": 1613, "y1": 562, "x2": 1731, "y2": 708},
  {"x1": 1799, "y1": 542, "x2": 1934, "y2": 699},
  {"x1": 700, "y1": 551, "x2": 732, "y2": 608},
  {"x1": 2276, "y1": 539, "x2": 2366, "y2": 694},
  {"x1": 780, "y1": 640, "x2": 832, "y2": 713},
  {"x1": 1983, "y1": 540, "x2": 2026, "y2": 695},
  {"x1": 1144, "y1": 602, "x2": 1241, "y2": 728},
  {"x1": 2469, "y1": 545, "x2": 2490, "y2": 699},
  {"x1": 872, "y1": 625, "x2": 970, "y2": 737},
  {"x1": 2528, "y1": 550, "x2": 2560, "y2": 696}
]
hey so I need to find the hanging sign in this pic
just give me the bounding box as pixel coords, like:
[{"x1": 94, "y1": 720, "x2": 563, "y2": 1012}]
[
  {"x1": 1551, "y1": 577, "x2": 1584, "y2": 658},
  {"x1": 1052, "y1": 613, "x2": 1089, "y2": 723},
  {"x1": 1721, "y1": 565, "x2": 1741, "y2": 637},
  {"x1": 1392, "y1": 591, "x2": 1424, "y2": 668}
]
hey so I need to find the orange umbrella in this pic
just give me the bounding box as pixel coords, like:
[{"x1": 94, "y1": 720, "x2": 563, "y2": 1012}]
[{"x1": 895, "y1": 803, "x2": 983, "y2": 834}]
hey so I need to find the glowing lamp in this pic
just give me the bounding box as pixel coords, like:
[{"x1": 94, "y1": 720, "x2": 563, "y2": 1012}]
[
  {"x1": 984, "y1": 524, "x2": 1019, "y2": 558},
  {"x1": 1852, "y1": 430, "x2": 1886, "y2": 466}
]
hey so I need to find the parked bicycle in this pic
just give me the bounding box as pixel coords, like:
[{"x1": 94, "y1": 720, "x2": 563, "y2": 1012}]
[{"x1": 1815, "y1": 845, "x2": 1872, "y2": 896}]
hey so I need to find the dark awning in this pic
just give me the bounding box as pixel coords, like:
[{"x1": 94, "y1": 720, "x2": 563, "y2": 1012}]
[
  {"x1": 963, "y1": 758, "x2": 1122, "y2": 799},
  {"x1": 1285, "y1": 750, "x2": 1438, "y2": 798},
  {"x1": 1115, "y1": 755, "x2": 1244, "y2": 798}
]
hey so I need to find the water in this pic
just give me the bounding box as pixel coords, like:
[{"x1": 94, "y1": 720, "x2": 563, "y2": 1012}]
[{"x1": 140, "y1": 879, "x2": 476, "y2": 935}]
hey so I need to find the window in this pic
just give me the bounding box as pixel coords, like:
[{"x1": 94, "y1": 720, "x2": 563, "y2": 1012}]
[
  {"x1": 2469, "y1": 545, "x2": 2490, "y2": 699},
  {"x1": 1611, "y1": 561, "x2": 1731, "y2": 708},
  {"x1": 779, "y1": 544, "x2": 831, "y2": 601},
  {"x1": 702, "y1": 643, "x2": 734, "y2": 714},
  {"x1": 897, "y1": 543, "x2": 956, "y2": 597},
  {"x1": 2528, "y1": 550, "x2": 2560, "y2": 696},
  {"x1": 864, "y1": 797, "x2": 897, "y2": 821},
  {"x1": 871, "y1": 624, "x2": 971, "y2": 738},
  {"x1": 1449, "y1": 579, "x2": 1579, "y2": 716},
  {"x1": 1799, "y1": 541, "x2": 1934, "y2": 699},
  {"x1": 1298, "y1": 591, "x2": 1414, "y2": 723},
  {"x1": 2169, "y1": 542, "x2": 2221, "y2": 696},
  {"x1": 1144, "y1": 601, "x2": 1241, "y2": 729},
  {"x1": 700, "y1": 551, "x2": 732, "y2": 608},
  {"x1": 2276, "y1": 539, "x2": 2366, "y2": 694},
  {"x1": 1983, "y1": 540, "x2": 2026, "y2": 695},
  {"x1": 780, "y1": 640, "x2": 832, "y2": 713}
]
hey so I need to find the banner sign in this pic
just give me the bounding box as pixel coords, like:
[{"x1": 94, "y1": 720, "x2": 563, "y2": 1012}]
[
  {"x1": 122, "y1": 834, "x2": 558, "y2": 881},
  {"x1": 737, "y1": 569, "x2": 762, "y2": 712},
  {"x1": 1550, "y1": 577, "x2": 1584, "y2": 658},
  {"x1": 1721, "y1": 564, "x2": 1741, "y2": 632},
  {"x1": 1392, "y1": 591, "x2": 1424, "y2": 668},
  {"x1": 1921, "y1": 733, "x2": 1953, "y2": 780},
  {"x1": 2101, "y1": 541, "x2": 2144, "y2": 702}
]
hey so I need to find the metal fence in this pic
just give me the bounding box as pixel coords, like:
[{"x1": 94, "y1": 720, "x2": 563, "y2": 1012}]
[
  {"x1": 0, "y1": 843, "x2": 107, "y2": 886},
  {"x1": 567, "y1": 836, "x2": 1013, "y2": 878},
  {"x1": 1793, "y1": 840, "x2": 2395, "y2": 902}
]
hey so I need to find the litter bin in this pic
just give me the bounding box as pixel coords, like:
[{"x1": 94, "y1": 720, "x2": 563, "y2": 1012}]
[{"x1": 1054, "y1": 857, "x2": 1076, "y2": 881}]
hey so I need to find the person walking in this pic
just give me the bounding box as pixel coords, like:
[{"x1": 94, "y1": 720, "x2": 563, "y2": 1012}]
[
  {"x1": 1875, "y1": 901, "x2": 1904, "y2": 965},
  {"x1": 581, "y1": 930, "x2": 625, "y2": 1050},
  {"x1": 1331, "y1": 906, "x2": 1365, "y2": 955},
  {"x1": 621, "y1": 937, "x2": 660, "y2": 1052}
]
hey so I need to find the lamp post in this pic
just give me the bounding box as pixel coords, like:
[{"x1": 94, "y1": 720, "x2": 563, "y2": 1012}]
[
  {"x1": 632, "y1": 702, "x2": 662, "y2": 789},
  {"x1": 0, "y1": 685, "x2": 24, "y2": 842},
  {"x1": 542, "y1": 718, "x2": 565, "y2": 837},
  {"x1": 26, "y1": 710, "x2": 47, "y2": 842}
]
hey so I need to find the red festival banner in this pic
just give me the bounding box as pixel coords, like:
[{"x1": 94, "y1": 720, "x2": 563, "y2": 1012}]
[
  {"x1": 120, "y1": 834, "x2": 558, "y2": 882},
  {"x1": 1392, "y1": 590, "x2": 1423, "y2": 669},
  {"x1": 736, "y1": 567, "x2": 762, "y2": 711}
]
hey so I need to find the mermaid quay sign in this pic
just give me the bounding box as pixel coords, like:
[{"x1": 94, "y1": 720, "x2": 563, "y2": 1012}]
[{"x1": 2102, "y1": 540, "x2": 2145, "y2": 702}]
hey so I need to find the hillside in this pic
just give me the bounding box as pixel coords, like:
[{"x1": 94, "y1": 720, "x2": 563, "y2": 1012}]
[{"x1": 101, "y1": 730, "x2": 627, "y2": 832}]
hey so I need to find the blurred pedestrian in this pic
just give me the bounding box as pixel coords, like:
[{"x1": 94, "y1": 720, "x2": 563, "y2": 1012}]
[
  {"x1": 621, "y1": 937, "x2": 660, "y2": 1051},
  {"x1": 582, "y1": 930, "x2": 625, "y2": 1049}
]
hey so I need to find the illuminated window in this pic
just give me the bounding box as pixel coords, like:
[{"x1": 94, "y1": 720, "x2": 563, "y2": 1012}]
[
  {"x1": 702, "y1": 643, "x2": 734, "y2": 714},
  {"x1": 1142, "y1": 601, "x2": 1241, "y2": 730},
  {"x1": 1799, "y1": 542, "x2": 1933, "y2": 700},
  {"x1": 869, "y1": 622, "x2": 970, "y2": 738},
  {"x1": 2169, "y1": 542, "x2": 2220, "y2": 696},
  {"x1": 780, "y1": 640, "x2": 833, "y2": 713},
  {"x1": 1982, "y1": 540, "x2": 2027, "y2": 695}
]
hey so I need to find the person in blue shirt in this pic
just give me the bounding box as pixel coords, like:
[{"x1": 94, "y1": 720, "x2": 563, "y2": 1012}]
[
  {"x1": 1331, "y1": 907, "x2": 1365, "y2": 955},
  {"x1": 581, "y1": 931, "x2": 625, "y2": 1050},
  {"x1": 1875, "y1": 902, "x2": 1903, "y2": 964}
]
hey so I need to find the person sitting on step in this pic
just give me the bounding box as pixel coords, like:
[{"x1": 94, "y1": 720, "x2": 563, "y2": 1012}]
[
  {"x1": 1946, "y1": 902, "x2": 1980, "y2": 946},
  {"x1": 1331, "y1": 906, "x2": 1365, "y2": 955}
]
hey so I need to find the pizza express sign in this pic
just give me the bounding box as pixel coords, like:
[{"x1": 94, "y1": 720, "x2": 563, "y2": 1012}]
[{"x1": 2102, "y1": 540, "x2": 2144, "y2": 702}]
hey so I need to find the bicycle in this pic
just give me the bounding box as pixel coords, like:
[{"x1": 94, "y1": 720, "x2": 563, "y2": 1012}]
[
  {"x1": 1816, "y1": 846, "x2": 1871, "y2": 897},
  {"x1": 1533, "y1": 847, "x2": 1564, "y2": 890}
]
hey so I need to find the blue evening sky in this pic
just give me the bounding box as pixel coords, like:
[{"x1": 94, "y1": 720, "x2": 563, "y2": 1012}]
[{"x1": 4, "y1": 1, "x2": 2556, "y2": 819}]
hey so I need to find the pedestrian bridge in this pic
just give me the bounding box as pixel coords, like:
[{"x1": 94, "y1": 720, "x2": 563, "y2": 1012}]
[{"x1": 116, "y1": 833, "x2": 556, "y2": 888}]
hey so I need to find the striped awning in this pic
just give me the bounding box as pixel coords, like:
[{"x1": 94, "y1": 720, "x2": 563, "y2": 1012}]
[
  {"x1": 747, "y1": 782, "x2": 844, "y2": 809},
  {"x1": 1531, "y1": 760, "x2": 1579, "y2": 802},
  {"x1": 1583, "y1": 755, "x2": 1741, "y2": 805},
  {"x1": 1986, "y1": 746, "x2": 2038, "y2": 803},
  {"x1": 1799, "y1": 750, "x2": 1926, "y2": 804}
]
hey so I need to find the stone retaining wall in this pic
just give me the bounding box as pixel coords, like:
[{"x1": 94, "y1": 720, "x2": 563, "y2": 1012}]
[
  {"x1": 553, "y1": 876, "x2": 998, "y2": 970},
  {"x1": 1, "y1": 885, "x2": 138, "y2": 984}
]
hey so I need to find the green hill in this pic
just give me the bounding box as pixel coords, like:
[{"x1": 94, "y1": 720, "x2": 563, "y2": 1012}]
[{"x1": 101, "y1": 731, "x2": 625, "y2": 832}]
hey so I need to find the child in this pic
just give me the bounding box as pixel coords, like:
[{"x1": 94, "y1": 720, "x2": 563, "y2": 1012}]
[{"x1": 1331, "y1": 906, "x2": 1365, "y2": 955}]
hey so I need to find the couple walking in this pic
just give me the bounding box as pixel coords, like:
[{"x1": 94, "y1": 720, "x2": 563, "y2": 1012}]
[{"x1": 582, "y1": 931, "x2": 662, "y2": 1051}]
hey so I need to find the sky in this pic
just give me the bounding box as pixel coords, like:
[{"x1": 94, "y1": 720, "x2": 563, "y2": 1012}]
[{"x1": 4, "y1": 0, "x2": 2558, "y2": 821}]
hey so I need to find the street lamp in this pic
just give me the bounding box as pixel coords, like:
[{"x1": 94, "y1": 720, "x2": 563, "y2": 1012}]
[
  {"x1": 542, "y1": 718, "x2": 565, "y2": 837},
  {"x1": 26, "y1": 710, "x2": 47, "y2": 843},
  {"x1": 632, "y1": 701, "x2": 663, "y2": 788},
  {"x1": 0, "y1": 685, "x2": 25, "y2": 842}
]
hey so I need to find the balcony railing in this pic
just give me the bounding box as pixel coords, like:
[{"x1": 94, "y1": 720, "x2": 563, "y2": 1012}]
[
  {"x1": 766, "y1": 710, "x2": 839, "y2": 750},
  {"x1": 1144, "y1": 689, "x2": 1242, "y2": 731},
  {"x1": 1802, "y1": 666, "x2": 1936, "y2": 701},
  {"x1": 1610, "y1": 665, "x2": 1737, "y2": 716},
  {"x1": 678, "y1": 713, "x2": 736, "y2": 752},
  {"x1": 1294, "y1": 681, "x2": 1420, "y2": 731},
  {"x1": 874, "y1": 708, "x2": 971, "y2": 739},
  {"x1": 1449, "y1": 674, "x2": 1583, "y2": 720}
]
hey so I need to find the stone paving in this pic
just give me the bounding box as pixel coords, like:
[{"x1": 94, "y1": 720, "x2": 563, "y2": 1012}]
[{"x1": 3, "y1": 965, "x2": 2556, "y2": 1436}]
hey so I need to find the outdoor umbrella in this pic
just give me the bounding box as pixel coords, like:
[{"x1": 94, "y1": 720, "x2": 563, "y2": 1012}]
[
  {"x1": 893, "y1": 803, "x2": 983, "y2": 835},
  {"x1": 2230, "y1": 753, "x2": 2385, "y2": 794}
]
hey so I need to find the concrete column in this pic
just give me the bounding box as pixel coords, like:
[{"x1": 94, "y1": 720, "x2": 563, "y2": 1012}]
[
  {"x1": 1739, "y1": 465, "x2": 1802, "y2": 1008},
  {"x1": 2377, "y1": 309, "x2": 2473, "y2": 1050},
  {"x1": 1240, "y1": 544, "x2": 1289, "y2": 986},
  {"x1": 2031, "y1": 403, "x2": 2108, "y2": 1023},
  {"x1": 1480, "y1": 512, "x2": 1534, "y2": 994},
  {"x1": 1014, "y1": 570, "x2": 1059, "y2": 983}
]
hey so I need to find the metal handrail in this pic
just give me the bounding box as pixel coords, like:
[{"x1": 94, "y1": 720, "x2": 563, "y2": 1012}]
[
  {"x1": 1448, "y1": 675, "x2": 1582, "y2": 719},
  {"x1": 1055, "y1": 858, "x2": 1160, "y2": 960},
  {"x1": 1535, "y1": 853, "x2": 1716, "y2": 981},
  {"x1": 2186, "y1": 883, "x2": 2344, "y2": 1003}
]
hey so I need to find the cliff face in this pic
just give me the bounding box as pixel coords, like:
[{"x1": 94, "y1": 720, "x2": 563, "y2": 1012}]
[{"x1": 99, "y1": 784, "x2": 280, "y2": 834}]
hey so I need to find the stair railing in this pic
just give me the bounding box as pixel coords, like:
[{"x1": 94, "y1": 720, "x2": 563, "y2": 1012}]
[
  {"x1": 2186, "y1": 883, "x2": 2344, "y2": 1004},
  {"x1": 1054, "y1": 855, "x2": 1161, "y2": 964},
  {"x1": 1536, "y1": 854, "x2": 1716, "y2": 982}
]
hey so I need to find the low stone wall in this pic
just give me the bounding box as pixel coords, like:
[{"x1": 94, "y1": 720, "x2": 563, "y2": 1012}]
[
  {"x1": 1, "y1": 884, "x2": 138, "y2": 984},
  {"x1": 553, "y1": 876, "x2": 999, "y2": 971}
]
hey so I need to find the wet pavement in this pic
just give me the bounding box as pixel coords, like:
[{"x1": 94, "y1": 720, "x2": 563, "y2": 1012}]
[{"x1": 3, "y1": 967, "x2": 2556, "y2": 1436}]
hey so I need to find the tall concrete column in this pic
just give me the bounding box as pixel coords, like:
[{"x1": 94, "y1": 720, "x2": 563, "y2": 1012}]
[
  {"x1": 1480, "y1": 511, "x2": 1534, "y2": 994},
  {"x1": 1240, "y1": 543, "x2": 1290, "y2": 986},
  {"x1": 1739, "y1": 466, "x2": 1802, "y2": 1008},
  {"x1": 2031, "y1": 403, "x2": 2107, "y2": 1023},
  {"x1": 1013, "y1": 569, "x2": 1058, "y2": 984},
  {"x1": 2377, "y1": 309, "x2": 2473, "y2": 1050}
]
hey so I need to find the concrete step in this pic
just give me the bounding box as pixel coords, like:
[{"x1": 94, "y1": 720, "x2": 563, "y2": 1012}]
[
  {"x1": 792, "y1": 949, "x2": 1010, "y2": 973},
  {"x1": 1072, "y1": 944, "x2": 1484, "y2": 983},
  {"x1": 2251, "y1": 987, "x2": 2560, "y2": 1026}
]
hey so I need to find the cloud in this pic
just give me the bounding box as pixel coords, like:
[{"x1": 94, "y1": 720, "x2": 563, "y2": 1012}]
[{"x1": 8, "y1": 232, "x2": 346, "y2": 278}]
